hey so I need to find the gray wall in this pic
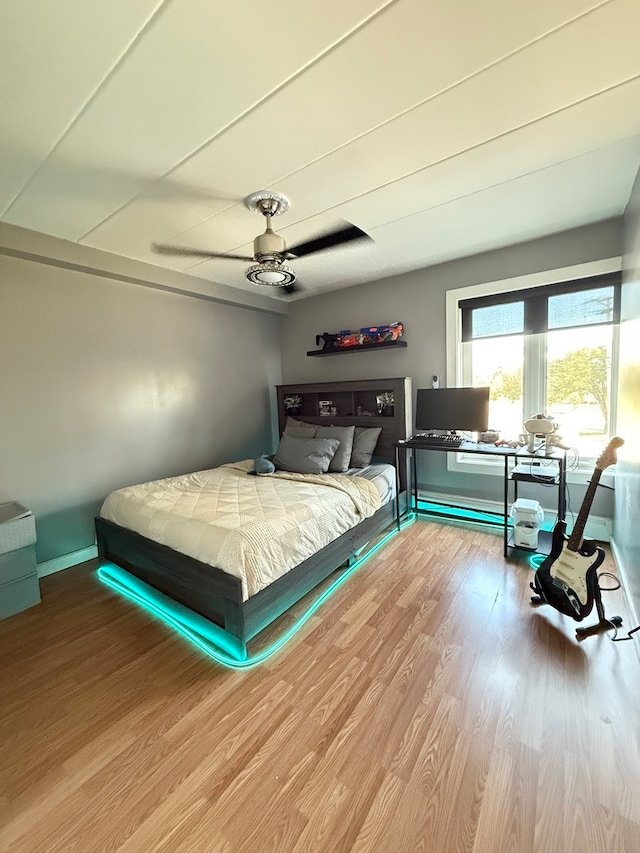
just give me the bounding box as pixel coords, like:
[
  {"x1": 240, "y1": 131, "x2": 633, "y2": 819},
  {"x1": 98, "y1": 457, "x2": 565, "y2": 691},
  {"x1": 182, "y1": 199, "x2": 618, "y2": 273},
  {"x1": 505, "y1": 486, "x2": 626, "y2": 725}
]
[
  {"x1": 614, "y1": 166, "x2": 640, "y2": 619},
  {"x1": 281, "y1": 220, "x2": 622, "y2": 516},
  {"x1": 2, "y1": 214, "x2": 629, "y2": 571},
  {"x1": 1, "y1": 242, "x2": 283, "y2": 565}
]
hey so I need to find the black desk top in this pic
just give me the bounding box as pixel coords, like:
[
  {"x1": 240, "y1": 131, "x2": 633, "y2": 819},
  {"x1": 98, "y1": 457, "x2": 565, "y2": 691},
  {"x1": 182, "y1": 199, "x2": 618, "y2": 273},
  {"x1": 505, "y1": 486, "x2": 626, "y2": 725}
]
[{"x1": 395, "y1": 439, "x2": 566, "y2": 461}]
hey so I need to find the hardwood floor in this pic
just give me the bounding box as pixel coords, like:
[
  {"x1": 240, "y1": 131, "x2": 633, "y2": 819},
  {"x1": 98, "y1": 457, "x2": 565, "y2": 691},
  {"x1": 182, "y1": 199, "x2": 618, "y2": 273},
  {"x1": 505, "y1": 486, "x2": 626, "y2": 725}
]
[{"x1": 1, "y1": 519, "x2": 639, "y2": 852}]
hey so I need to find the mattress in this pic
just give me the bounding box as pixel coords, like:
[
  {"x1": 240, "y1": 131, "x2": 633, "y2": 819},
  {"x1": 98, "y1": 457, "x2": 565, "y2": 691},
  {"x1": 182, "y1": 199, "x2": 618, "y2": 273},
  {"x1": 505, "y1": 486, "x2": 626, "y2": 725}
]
[
  {"x1": 344, "y1": 463, "x2": 396, "y2": 505},
  {"x1": 100, "y1": 460, "x2": 390, "y2": 600}
]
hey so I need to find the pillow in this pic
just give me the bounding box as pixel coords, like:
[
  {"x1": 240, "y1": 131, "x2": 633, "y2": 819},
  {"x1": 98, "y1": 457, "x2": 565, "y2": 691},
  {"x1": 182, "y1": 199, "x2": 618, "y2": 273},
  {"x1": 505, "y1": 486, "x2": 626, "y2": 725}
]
[
  {"x1": 284, "y1": 417, "x2": 318, "y2": 438},
  {"x1": 273, "y1": 434, "x2": 341, "y2": 475},
  {"x1": 315, "y1": 424, "x2": 355, "y2": 473},
  {"x1": 350, "y1": 427, "x2": 382, "y2": 468}
]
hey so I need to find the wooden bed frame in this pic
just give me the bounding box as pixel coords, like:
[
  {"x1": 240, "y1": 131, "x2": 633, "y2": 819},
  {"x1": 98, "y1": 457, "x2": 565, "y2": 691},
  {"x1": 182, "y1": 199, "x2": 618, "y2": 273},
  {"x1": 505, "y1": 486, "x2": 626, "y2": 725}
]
[
  {"x1": 96, "y1": 501, "x2": 395, "y2": 659},
  {"x1": 95, "y1": 377, "x2": 412, "y2": 660}
]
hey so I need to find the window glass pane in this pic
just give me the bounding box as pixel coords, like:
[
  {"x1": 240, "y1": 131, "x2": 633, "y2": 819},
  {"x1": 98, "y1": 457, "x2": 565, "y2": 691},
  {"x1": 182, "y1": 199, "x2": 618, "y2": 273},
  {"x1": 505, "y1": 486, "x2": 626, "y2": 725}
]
[
  {"x1": 545, "y1": 326, "x2": 612, "y2": 458},
  {"x1": 471, "y1": 335, "x2": 524, "y2": 436},
  {"x1": 548, "y1": 286, "x2": 614, "y2": 330},
  {"x1": 472, "y1": 302, "x2": 524, "y2": 338}
]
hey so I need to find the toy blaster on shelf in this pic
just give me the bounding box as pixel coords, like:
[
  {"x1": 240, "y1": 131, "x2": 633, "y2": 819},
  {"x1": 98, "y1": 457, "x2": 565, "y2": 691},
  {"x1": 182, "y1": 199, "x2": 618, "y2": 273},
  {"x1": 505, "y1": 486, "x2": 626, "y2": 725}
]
[{"x1": 315, "y1": 322, "x2": 403, "y2": 351}]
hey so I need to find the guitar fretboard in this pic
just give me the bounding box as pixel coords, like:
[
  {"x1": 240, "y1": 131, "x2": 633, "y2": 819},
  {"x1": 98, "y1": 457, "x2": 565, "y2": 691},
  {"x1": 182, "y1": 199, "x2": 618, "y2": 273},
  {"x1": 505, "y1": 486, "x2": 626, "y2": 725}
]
[{"x1": 567, "y1": 467, "x2": 602, "y2": 552}]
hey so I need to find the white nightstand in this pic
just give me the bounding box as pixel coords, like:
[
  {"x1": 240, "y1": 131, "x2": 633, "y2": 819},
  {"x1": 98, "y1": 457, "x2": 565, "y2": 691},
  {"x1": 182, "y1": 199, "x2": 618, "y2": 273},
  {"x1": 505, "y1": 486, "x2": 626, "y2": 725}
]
[{"x1": 0, "y1": 502, "x2": 40, "y2": 619}]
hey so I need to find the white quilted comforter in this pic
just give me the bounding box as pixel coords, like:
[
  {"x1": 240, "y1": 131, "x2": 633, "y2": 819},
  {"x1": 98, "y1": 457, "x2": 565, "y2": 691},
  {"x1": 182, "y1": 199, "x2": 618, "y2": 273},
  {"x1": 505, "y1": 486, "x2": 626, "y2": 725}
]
[{"x1": 100, "y1": 459, "x2": 381, "y2": 600}]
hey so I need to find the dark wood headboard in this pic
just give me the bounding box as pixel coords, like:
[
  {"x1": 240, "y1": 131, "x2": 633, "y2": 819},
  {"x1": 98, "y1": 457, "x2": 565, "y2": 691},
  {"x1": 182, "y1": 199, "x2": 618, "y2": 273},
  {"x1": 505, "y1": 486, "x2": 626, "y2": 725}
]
[{"x1": 275, "y1": 377, "x2": 412, "y2": 463}]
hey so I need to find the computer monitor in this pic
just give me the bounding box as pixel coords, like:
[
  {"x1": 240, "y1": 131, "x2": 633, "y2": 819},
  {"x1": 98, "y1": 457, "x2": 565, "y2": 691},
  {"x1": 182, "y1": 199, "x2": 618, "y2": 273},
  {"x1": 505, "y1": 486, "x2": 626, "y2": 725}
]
[{"x1": 415, "y1": 386, "x2": 490, "y2": 433}]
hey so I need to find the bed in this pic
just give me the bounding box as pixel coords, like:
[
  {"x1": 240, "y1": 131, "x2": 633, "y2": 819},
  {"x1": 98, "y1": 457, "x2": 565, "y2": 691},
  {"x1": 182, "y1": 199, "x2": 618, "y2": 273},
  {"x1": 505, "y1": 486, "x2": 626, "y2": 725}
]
[{"x1": 95, "y1": 377, "x2": 412, "y2": 660}]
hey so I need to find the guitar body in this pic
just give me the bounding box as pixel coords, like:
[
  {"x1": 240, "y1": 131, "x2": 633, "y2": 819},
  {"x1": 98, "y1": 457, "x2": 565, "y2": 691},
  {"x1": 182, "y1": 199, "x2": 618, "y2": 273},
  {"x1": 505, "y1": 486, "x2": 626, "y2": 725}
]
[
  {"x1": 528, "y1": 437, "x2": 624, "y2": 634},
  {"x1": 531, "y1": 520, "x2": 605, "y2": 621}
]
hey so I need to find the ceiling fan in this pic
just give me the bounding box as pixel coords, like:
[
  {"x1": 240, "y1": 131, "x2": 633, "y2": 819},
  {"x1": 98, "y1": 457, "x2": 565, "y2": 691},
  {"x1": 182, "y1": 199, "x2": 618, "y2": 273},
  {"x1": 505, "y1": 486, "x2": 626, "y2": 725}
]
[{"x1": 152, "y1": 190, "x2": 372, "y2": 294}]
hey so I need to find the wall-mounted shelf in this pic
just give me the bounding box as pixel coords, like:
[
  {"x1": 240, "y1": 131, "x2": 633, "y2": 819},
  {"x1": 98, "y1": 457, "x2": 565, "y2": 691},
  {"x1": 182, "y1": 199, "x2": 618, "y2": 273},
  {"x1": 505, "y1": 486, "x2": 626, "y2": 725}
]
[{"x1": 307, "y1": 340, "x2": 408, "y2": 357}]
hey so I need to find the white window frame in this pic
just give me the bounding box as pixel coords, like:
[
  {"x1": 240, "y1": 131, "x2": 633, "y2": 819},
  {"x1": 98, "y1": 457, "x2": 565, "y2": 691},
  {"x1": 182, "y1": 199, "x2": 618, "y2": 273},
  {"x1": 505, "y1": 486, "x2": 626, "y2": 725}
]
[{"x1": 445, "y1": 257, "x2": 621, "y2": 484}]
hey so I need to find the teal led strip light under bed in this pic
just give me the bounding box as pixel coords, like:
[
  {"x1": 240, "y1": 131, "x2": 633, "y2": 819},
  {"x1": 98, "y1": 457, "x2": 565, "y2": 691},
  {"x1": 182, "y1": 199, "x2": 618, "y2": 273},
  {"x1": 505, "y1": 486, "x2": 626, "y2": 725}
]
[{"x1": 98, "y1": 515, "x2": 414, "y2": 670}]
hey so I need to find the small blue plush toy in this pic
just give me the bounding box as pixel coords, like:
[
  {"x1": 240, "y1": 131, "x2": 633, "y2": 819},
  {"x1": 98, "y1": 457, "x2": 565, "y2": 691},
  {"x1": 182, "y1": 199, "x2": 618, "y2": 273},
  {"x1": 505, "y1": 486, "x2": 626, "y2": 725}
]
[{"x1": 248, "y1": 453, "x2": 275, "y2": 475}]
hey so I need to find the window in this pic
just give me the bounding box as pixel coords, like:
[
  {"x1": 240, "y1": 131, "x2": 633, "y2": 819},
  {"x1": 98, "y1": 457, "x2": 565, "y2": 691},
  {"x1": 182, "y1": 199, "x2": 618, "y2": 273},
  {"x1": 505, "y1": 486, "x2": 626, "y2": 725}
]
[{"x1": 447, "y1": 261, "x2": 621, "y2": 472}]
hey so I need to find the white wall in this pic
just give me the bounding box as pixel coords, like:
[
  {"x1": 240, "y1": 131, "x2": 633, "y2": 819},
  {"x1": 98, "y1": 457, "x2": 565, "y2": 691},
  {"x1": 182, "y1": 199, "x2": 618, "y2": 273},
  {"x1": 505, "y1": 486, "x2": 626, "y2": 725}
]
[
  {"x1": 614, "y1": 165, "x2": 640, "y2": 619},
  {"x1": 0, "y1": 232, "x2": 284, "y2": 565}
]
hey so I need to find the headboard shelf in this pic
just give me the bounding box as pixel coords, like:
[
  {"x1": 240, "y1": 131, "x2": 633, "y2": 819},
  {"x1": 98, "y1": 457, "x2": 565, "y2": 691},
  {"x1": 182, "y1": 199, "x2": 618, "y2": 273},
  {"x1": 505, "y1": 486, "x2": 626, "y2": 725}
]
[{"x1": 276, "y1": 377, "x2": 412, "y2": 465}]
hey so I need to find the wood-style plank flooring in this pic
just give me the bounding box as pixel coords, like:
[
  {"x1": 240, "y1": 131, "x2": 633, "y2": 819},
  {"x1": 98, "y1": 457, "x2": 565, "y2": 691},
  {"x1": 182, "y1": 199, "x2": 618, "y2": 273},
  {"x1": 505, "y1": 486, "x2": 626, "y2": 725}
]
[{"x1": 1, "y1": 519, "x2": 640, "y2": 852}]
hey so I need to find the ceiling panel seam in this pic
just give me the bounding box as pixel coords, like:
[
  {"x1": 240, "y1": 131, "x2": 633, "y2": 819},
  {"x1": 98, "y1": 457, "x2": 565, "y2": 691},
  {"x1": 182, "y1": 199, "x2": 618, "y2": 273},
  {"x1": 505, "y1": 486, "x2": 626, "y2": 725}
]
[
  {"x1": 319, "y1": 79, "x2": 640, "y2": 233},
  {"x1": 365, "y1": 135, "x2": 640, "y2": 232},
  {"x1": 77, "y1": 0, "x2": 400, "y2": 242},
  {"x1": 100, "y1": 0, "x2": 618, "y2": 255},
  {"x1": 247, "y1": 0, "x2": 616, "y2": 192},
  {"x1": 175, "y1": 73, "x2": 640, "y2": 272},
  {"x1": 80, "y1": 0, "x2": 612, "y2": 246},
  {"x1": 1, "y1": 0, "x2": 172, "y2": 220}
]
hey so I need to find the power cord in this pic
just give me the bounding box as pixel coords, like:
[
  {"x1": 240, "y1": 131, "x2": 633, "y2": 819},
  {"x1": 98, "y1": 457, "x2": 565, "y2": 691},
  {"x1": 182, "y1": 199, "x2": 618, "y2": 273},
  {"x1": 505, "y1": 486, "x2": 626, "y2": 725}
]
[
  {"x1": 598, "y1": 571, "x2": 621, "y2": 591},
  {"x1": 606, "y1": 620, "x2": 640, "y2": 642},
  {"x1": 566, "y1": 446, "x2": 580, "y2": 471},
  {"x1": 597, "y1": 571, "x2": 640, "y2": 642}
]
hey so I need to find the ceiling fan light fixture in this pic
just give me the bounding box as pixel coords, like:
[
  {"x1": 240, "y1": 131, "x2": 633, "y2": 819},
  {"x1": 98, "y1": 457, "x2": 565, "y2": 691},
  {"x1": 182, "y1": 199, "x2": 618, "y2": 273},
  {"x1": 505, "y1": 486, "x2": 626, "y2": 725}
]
[{"x1": 245, "y1": 261, "x2": 296, "y2": 287}]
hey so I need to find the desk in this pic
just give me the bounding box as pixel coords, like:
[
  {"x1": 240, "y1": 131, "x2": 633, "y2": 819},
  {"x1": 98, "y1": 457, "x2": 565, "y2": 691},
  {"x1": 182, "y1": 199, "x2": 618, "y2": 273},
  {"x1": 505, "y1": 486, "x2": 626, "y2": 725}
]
[{"x1": 393, "y1": 440, "x2": 566, "y2": 557}]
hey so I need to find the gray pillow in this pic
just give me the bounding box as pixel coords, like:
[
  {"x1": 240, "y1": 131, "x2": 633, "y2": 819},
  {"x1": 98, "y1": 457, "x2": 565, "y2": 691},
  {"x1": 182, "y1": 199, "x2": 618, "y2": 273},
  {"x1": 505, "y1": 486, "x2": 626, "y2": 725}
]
[
  {"x1": 284, "y1": 417, "x2": 318, "y2": 438},
  {"x1": 316, "y1": 424, "x2": 355, "y2": 473},
  {"x1": 350, "y1": 427, "x2": 382, "y2": 467},
  {"x1": 273, "y1": 434, "x2": 341, "y2": 474}
]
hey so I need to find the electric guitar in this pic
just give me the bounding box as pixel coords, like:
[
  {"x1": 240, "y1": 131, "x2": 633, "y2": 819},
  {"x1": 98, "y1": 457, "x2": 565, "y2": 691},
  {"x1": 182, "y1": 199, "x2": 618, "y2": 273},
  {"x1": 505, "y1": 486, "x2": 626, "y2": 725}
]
[{"x1": 530, "y1": 436, "x2": 624, "y2": 622}]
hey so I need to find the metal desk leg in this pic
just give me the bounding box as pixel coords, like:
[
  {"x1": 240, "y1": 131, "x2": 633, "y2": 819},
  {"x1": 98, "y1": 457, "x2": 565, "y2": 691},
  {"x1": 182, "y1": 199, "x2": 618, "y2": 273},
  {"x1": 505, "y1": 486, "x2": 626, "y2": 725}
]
[
  {"x1": 394, "y1": 445, "x2": 401, "y2": 530},
  {"x1": 503, "y1": 455, "x2": 509, "y2": 557}
]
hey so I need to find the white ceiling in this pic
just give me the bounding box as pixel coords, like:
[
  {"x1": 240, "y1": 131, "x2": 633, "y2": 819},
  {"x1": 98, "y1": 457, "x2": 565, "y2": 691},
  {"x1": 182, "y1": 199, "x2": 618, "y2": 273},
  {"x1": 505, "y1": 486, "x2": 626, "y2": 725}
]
[{"x1": 2, "y1": 0, "x2": 640, "y2": 301}]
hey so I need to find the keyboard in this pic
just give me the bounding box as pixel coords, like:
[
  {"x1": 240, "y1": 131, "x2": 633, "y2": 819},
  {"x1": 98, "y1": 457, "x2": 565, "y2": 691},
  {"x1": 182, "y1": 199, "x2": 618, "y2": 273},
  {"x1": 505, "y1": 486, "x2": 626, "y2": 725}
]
[{"x1": 409, "y1": 433, "x2": 464, "y2": 447}]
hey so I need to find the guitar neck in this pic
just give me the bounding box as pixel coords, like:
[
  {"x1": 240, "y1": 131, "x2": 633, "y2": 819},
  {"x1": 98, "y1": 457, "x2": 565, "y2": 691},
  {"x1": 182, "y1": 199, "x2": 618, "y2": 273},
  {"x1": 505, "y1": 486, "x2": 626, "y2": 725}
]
[{"x1": 567, "y1": 467, "x2": 602, "y2": 551}]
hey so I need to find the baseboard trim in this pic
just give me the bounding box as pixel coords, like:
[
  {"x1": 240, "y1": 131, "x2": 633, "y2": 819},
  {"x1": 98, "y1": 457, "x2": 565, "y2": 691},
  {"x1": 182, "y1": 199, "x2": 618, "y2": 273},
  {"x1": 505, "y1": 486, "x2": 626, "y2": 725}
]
[
  {"x1": 37, "y1": 545, "x2": 98, "y2": 578},
  {"x1": 417, "y1": 489, "x2": 612, "y2": 541},
  {"x1": 609, "y1": 536, "x2": 640, "y2": 658}
]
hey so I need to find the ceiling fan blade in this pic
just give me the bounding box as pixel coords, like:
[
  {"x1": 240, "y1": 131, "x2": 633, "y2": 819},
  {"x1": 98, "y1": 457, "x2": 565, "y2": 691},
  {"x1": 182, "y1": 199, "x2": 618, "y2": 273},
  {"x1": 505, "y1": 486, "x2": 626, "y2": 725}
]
[
  {"x1": 281, "y1": 281, "x2": 301, "y2": 295},
  {"x1": 286, "y1": 223, "x2": 372, "y2": 258},
  {"x1": 152, "y1": 243, "x2": 253, "y2": 261}
]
